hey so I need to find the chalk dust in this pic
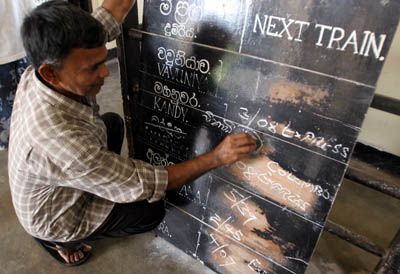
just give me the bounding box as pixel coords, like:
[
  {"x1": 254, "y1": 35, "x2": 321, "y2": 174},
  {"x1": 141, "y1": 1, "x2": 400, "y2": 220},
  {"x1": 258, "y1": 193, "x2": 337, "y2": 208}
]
[
  {"x1": 268, "y1": 80, "x2": 328, "y2": 107},
  {"x1": 211, "y1": 197, "x2": 287, "y2": 265},
  {"x1": 229, "y1": 152, "x2": 318, "y2": 214},
  {"x1": 208, "y1": 231, "x2": 276, "y2": 274}
]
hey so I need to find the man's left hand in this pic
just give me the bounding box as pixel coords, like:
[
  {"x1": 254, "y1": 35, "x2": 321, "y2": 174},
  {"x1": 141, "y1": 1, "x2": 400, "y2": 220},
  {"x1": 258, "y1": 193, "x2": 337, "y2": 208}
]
[{"x1": 102, "y1": 0, "x2": 135, "y2": 23}]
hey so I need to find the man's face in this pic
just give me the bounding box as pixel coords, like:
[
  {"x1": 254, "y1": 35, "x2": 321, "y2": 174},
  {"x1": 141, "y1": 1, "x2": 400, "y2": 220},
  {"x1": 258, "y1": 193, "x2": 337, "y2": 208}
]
[{"x1": 55, "y1": 45, "x2": 109, "y2": 97}]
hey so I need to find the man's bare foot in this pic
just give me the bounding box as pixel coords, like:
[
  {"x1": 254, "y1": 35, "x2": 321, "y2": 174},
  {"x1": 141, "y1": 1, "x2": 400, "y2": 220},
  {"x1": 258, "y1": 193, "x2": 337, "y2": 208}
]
[
  {"x1": 57, "y1": 243, "x2": 92, "y2": 264},
  {"x1": 34, "y1": 238, "x2": 92, "y2": 266}
]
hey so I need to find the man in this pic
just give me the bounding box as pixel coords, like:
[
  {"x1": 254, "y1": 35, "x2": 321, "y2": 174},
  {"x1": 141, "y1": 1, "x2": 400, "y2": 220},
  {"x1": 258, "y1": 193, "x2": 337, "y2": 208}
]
[{"x1": 8, "y1": 0, "x2": 256, "y2": 266}]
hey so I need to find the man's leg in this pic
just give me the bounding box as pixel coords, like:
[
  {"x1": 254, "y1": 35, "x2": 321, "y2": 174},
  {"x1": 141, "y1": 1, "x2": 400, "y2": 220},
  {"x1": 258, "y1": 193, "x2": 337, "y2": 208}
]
[
  {"x1": 35, "y1": 112, "x2": 165, "y2": 264},
  {"x1": 34, "y1": 112, "x2": 127, "y2": 265},
  {"x1": 36, "y1": 200, "x2": 165, "y2": 265},
  {"x1": 86, "y1": 199, "x2": 166, "y2": 240},
  {"x1": 92, "y1": 112, "x2": 166, "y2": 237},
  {"x1": 100, "y1": 112, "x2": 124, "y2": 154},
  {"x1": 33, "y1": 237, "x2": 92, "y2": 266}
]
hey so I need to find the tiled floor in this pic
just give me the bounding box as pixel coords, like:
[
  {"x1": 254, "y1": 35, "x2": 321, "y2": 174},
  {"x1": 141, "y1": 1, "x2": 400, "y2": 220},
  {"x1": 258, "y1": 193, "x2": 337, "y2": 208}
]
[{"x1": 1, "y1": 58, "x2": 399, "y2": 274}]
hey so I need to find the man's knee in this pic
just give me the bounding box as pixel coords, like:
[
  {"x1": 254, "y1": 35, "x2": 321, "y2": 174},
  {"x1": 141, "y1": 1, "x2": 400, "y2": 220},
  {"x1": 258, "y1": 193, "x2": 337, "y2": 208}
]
[
  {"x1": 101, "y1": 112, "x2": 124, "y2": 133},
  {"x1": 116, "y1": 199, "x2": 166, "y2": 234},
  {"x1": 100, "y1": 112, "x2": 124, "y2": 154},
  {"x1": 138, "y1": 200, "x2": 166, "y2": 231}
]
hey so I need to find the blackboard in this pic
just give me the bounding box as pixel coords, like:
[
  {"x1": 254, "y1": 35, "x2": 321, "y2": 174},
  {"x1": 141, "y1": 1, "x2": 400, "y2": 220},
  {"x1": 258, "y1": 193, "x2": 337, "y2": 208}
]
[{"x1": 121, "y1": 1, "x2": 400, "y2": 273}]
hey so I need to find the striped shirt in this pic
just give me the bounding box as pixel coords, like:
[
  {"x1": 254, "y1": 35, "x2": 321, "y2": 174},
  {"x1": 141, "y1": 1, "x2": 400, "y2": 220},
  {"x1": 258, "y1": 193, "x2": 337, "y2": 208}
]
[{"x1": 8, "y1": 7, "x2": 168, "y2": 242}]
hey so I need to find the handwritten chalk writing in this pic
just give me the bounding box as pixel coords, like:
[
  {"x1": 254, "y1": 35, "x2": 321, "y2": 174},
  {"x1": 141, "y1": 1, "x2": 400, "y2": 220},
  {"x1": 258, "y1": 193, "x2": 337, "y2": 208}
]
[
  {"x1": 157, "y1": 47, "x2": 210, "y2": 74},
  {"x1": 153, "y1": 96, "x2": 189, "y2": 123},
  {"x1": 253, "y1": 14, "x2": 310, "y2": 42},
  {"x1": 146, "y1": 135, "x2": 190, "y2": 155},
  {"x1": 239, "y1": 127, "x2": 264, "y2": 155},
  {"x1": 174, "y1": 1, "x2": 202, "y2": 25},
  {"x1": 157, "y1": 47, "x2": 174, "y2": 66},
  {"x1": 159, "y1": 1, "x2": 202, "y2": 38},
  {"x1": 210, "y1": 213, "x2": 244, "y2": 241},
  {"x1": 235, "y1": 161, "x2": 311, "y2": 212},
  {"x1": 178, "y1": 185, "x2": 202, "y2": 205},
  {"x1": 144, "y1": 129, "x2": 190, "y2": 156},
  {"x1": 157, "y1": 220, "x2": 172, "y2": 238},
  {"x1": 248, "y1": 258, "x2": 268, "y2": 274},
  {"x1": 223, "y1": 188, "x2": 258, "y2": 226},
  {"x1": 239, "y1": 107, "x2": 350, "y2": 159},
  {"x1": 209, "y1": 233, "x2": 237, "y2": 267},
  {"x1": 153, "y1": 81, "x2": 199, "y2": 107},
  {"x1": 215, "y1": 59, "x2": 225, "y2": 84},
  {"x1": 315, "y1": 25, "x2": 387, "y2": 61},
  {"x1": 266, "y1": 160, "x2": 330, "y2": 200},
  {"x1": 203, "y1": 111, "x2": 237, "y2": 133},
  {"x1": 145, "y1": 115, "x2": 186, "y2": 139},
  {"x1": 332, "y1": 144, "x2": 350, "y2": 159},
  {"x1": 165, "y1": 23, "x2": 195, "y2": 38},
  {"x1": 146, "y1": 148, "x2": 174, "y2": 166},
  {"x1": 34, "y1": 0, "x2": 50, "y2": 4},
  {"x1": 156, "y1": 46, "x2": 210, "y2": 89},
  {"x1": 253, "y1": 13, "x2": 388, "y2": 61},
  {"x1": 159, "y1": 0, "x2": 172, "y2": 15},
  {"x1": 157, "y1": 63, "x2": 209, "y2": 89}
]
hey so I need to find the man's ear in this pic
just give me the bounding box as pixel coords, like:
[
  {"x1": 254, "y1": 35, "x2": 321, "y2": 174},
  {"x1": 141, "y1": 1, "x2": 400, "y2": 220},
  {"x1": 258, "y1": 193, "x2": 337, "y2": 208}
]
[{"x1": 38, "y1": 64, "x2": 60, "y2": 86}]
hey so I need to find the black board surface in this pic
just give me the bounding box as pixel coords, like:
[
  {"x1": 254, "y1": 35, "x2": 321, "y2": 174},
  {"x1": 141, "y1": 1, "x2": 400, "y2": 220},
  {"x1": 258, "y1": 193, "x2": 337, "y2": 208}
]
[{"x1": 120, "y1": 1, "x2": 400, "y2": 273}]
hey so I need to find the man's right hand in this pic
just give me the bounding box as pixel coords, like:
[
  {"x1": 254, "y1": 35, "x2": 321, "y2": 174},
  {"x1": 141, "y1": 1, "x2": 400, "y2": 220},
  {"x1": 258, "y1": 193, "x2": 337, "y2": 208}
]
[
  {"x1": 166, "y1": 132, "x2": 257, "y2": 190},
  {"x1": 210, "y1": 132, "x2": 257, "y2": 167}
]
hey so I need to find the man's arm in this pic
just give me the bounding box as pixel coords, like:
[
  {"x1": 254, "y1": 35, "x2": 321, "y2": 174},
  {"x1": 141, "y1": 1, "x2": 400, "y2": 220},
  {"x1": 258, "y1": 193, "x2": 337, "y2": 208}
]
[
  {"x1": 101, "y1": 0, "x2": 135, "y2": 24},
  {"x1": 58, "y1": 130, "x2": 254, "y2": 203},
  {"x1": 166, "y1": 132, "x2": 257, "y2": 190}
]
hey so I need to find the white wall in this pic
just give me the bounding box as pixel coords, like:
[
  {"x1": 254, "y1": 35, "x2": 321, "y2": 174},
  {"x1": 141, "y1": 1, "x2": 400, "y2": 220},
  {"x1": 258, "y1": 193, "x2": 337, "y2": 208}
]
[
  {"x1": 137, "y1": 0, "x2": 143, "y2": 24},
  {"x1": 357, "y1": 25, "x2": 400, "y2": 156}
]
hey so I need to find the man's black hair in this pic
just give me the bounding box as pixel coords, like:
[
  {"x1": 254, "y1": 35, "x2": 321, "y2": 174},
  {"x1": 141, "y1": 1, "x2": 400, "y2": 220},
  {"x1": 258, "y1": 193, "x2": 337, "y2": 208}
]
[{"x1": 21, "y1": 0, "x2": 106, "y2": 69}]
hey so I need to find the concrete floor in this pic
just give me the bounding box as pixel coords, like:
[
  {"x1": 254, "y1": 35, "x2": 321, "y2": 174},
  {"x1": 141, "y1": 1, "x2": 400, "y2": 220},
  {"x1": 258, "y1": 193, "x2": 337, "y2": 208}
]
[{"x1": 1, "y1": 58, "x2": 399, "y2": 274}]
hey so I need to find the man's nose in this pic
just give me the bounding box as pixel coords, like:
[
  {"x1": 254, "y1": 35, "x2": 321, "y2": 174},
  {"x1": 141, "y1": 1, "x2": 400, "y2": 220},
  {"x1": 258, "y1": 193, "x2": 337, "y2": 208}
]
[{"x1": 99, "y1": 63, "x2": 110, "y2": 78}]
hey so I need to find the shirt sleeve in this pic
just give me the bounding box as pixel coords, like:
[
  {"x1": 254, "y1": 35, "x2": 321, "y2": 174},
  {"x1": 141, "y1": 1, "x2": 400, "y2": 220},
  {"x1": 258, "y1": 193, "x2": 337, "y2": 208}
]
[
  {"x1": 92, "y1": 6, "x2": 121, "y2": 42},
  {"x1": 42, "y1": 123, "x2": 168, "y2": 203}
]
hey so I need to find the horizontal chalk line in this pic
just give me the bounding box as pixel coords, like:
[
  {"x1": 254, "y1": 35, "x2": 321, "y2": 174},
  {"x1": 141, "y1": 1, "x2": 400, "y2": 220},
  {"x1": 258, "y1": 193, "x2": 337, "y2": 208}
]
[{"x1": 130, "y1": 28, "x2": 376, "y2": 89}]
